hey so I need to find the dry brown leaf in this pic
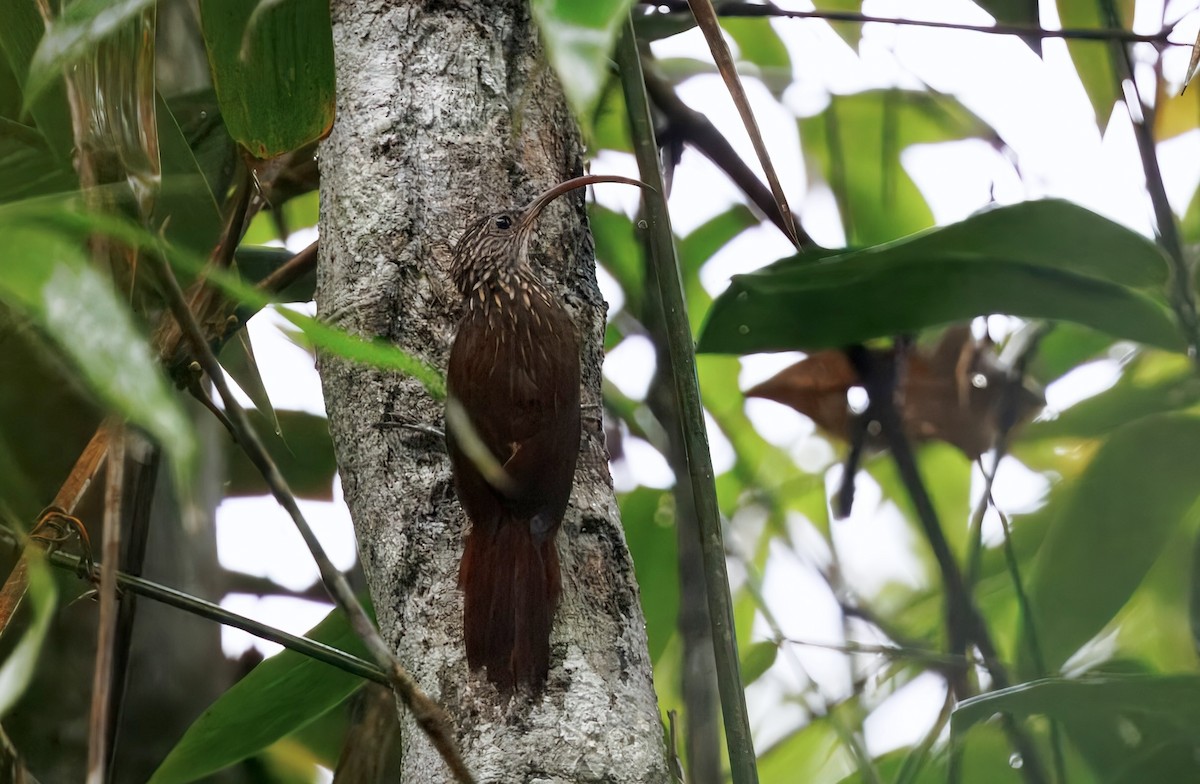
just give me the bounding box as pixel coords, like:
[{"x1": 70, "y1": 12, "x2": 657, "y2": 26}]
[{"x1": 746, "y1": 327, "x2": 1043, "y2": 459}]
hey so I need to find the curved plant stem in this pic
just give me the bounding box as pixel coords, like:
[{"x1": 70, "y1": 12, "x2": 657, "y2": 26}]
[{"x1": 617, "y1": 17, "x2": 759, "y2": 784}]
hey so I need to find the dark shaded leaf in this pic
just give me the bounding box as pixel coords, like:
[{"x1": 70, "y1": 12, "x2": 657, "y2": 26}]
[
  {"x1": 224, "y1": 410, "x2": 336, "y2": 501},
  {"x1": 149, "y1": 607, "x2": 369, "y2": 784}
]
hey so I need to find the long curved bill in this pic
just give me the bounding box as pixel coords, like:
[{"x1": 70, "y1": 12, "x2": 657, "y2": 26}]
[{"x1": 520, "y1": 174, "x2": 654, "y2": 225}]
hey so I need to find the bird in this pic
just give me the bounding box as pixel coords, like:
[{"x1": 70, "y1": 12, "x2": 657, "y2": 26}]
[{"x1": 446, "y1": 173, "x2": 647, "y2": 692}]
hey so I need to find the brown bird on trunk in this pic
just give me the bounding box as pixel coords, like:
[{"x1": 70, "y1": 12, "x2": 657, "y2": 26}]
[{"x1": 447, "y1": 173, "x2": 647, "y2": 692}]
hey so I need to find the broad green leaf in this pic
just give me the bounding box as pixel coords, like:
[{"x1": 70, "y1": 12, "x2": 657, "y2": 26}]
[
  {"x1": 198, "y1": 0, "x2": 334, "y2": 158},
  {"x1": 953, "y1": 674, "x2": 1200, "y2": 783},
  {"x1": 23, "y1": 0, "x2": 155, "y2": 109},
  {"x1": 531, "y1": 0, "x2": 637, "y2": 122},
  {"x1": 0, "y1": 0, "x2": 75, "y2": 162},
  {"x1": 0, "y1": 220, "x2": 196, "y2": 484},
  {"x1": 5, "y1": 201, "x2": 446, "y2": 399},
  {"x1": 149, "y1": 608, "x2": 370, "y2": 784},
  {"x1": 698, "y1": 200, "x2": 1181, "y2": 355},
  {"x1": 1025, "y1": 322, "x2": 1115, "y2": 382},
  {"x1": 800, "y1": 90, "x2": 996, "y2": 245},
  {"x1": 1055, "y1": 0, "x2": 1125, "y2": 131},
  {"x1": 0, "y1": 554, "x2": 56, "y2": 717},
  {"x1": 1022, "y1": 414, "x2": 1200, "y2": 674}
]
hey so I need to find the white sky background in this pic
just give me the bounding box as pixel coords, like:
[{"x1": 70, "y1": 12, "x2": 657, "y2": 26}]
[{"x1": 216, "y1": 0, "x2": 1200, "y2": 766}]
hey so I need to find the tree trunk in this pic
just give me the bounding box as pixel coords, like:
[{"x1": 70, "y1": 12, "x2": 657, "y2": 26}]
[{"x1": 318, "y1": 1, "x2": 669, "y2": 781}]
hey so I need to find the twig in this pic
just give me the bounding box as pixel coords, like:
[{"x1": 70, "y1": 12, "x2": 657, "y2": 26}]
[
  {"x1": 0, "y1": 425, "x2": 109, "y2": 634},
  {"x1": 256, "y1": 239, "x2": 318, "y2": 294},
  {"x1": 617, "y1": 16, "x2": 760, "y2": 784},
  {"x1": 1102, "y1": 1, "x2": 1199, "y2": 362},
  {"x1": 643, "y1": 66, "x2": 813, "y2": 247},
  {"x1": 149, "y1": 253, "x2": 474, "y2": 783},
  {"x1": 683, "y1": 0, "x2": 800, "y2": 249},
  {"x1": 640, "y1": 2, "x2": 1185, "y2": 45},
  {"x1": 844, "y1": 345, "x2": 1048, "y2": 784},
  {"x1": 0, "y1": 526, "x2": 387, "y2": 685},
  {"x1": 86, "y1": 423, "x2": 124, "y2": 784}
]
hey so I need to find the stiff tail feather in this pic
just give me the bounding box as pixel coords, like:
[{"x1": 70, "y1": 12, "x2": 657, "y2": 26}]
[{"x1": 459, "y1": 516, "x2": 561, "y2": 692}]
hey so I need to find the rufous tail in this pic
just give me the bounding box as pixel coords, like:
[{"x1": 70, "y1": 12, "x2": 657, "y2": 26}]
[{"x1": 459, "y1": 516, "x2": 560, "y2": 692}]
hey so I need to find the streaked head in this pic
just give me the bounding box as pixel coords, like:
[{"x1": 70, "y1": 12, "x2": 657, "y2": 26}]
[{"x1": 450, "y1": 175, "x2": 651, "y2": 296}]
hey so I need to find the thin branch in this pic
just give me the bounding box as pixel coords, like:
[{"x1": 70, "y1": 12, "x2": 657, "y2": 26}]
[
  {"x1": 86, "y1": 423, "x2": 124, "y2": 784},
  {"x1": 640, "y1": 2, "x2": 1185, "y2": 46},
  {"x1": 844, "y1": 345, "x2": 1048, "y2": 784},
  {"x1": 256, "y1": 239, "x2": 318, "y2": 295},
  {"x1": 1102, "y1": 1, "x2": 1199, "y2": 361},
  {"x1": 149, "y1": 253, "x2": 474, "y2": 783},
  {"x1": 684, "y1": 0, "x2": 801, "y2": 249},
  {"x1": 0, "y1": 526, "x2": 387, "y2": 685},
  {"x1": 643, "y1": 64, "x2": 814, "y2": 247}
]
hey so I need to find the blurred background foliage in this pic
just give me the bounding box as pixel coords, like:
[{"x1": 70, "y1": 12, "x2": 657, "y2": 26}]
[{"x1": 3, "y1": 0, "x2": 1200, "y2": 782}]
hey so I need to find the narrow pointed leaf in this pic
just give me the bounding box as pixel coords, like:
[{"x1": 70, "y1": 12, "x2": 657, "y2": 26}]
[{"x1": 149, "y1": 607, "x2": 369, "y2": 784}]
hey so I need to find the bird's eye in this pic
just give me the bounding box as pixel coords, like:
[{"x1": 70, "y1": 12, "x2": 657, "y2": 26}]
[{"x1": 494, "y1": 215, "x2": 512, "y2": 230}]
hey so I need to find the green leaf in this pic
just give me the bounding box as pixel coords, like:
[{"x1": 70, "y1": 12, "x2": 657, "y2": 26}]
[
  {"x1": 721, "y1": 17, "x2": 791, "y2": 96},
  {"x1": 1024, "y1": 352, "x2": 1200, "y2": 442},
  {"x1": 531, "y1": 0, "x2": 637, "y2": 122},
  {"x1": 620, "y1": 487, "x2": 679, "y2": 665},
  {"x1": 0, "y1": 220, "x2": 196, "y2": 485},
  {"x1": 757, "y1": 717, "x2": 855, "y2": 783},
  {"x1": 0, "y1": 554, "x2": 56, "y2": 718},
  {"x1": 0, "y1": 0, "x2": 75, "y2": 162},
  {"x1": 812, "y1": 0, "x2": 863, "y2": 48},
  {"x1": 198, "y1": 0, "x2": 334, "y2": 158},
  {"x1": 156, "y1": 93, "x2": 223, "y2": 259},
  {"x1": 977, "y1": 0, "x2": 1041, "y2": 53},
  {"x1": 738, "y1": 640, "x2": 777, "y2": 686},
  {"x1": 224, "y1": 409, "x2": 337, "y2": 500},
  {"x1": 953, "y1": 674, "x2": 1200, "y2": 783},
  {"x1": 1055, "y1": 0, "x2": 1121, "y2": 131},
  {"x1": 800, "y1": 90, "x2": 996, "y2": 245},
  {"x1": 23, "y1": 0, "x2": 155, "y2": 110},
  {"x1": 698, "y1": 200, "x2": 1181, "y2": 355},
  {"x1": 149, "y1": 608, "x2": 369, "y2": 784},
  {"x1": 0, "y1": 122, "x2": 76, "y2": 202},
  {"x1": 1022, "y1": 414, "x2": 1200, "y2": 674}
]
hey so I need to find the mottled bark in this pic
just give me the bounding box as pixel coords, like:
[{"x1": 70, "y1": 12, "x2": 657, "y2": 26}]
[{"x1": 318, "y1": 1, "x2": 668, "y2": 782}]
